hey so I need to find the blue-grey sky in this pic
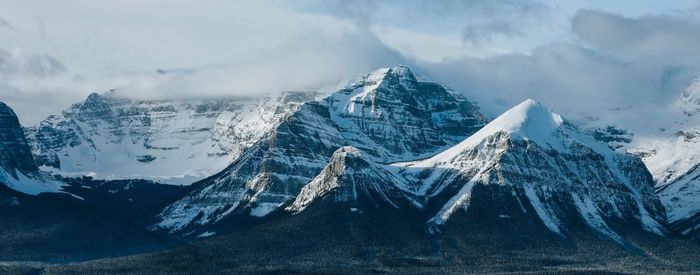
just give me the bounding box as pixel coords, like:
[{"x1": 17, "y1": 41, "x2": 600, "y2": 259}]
[{"x1": 1, "y1": 0, "x2": 700, "y2": 124}]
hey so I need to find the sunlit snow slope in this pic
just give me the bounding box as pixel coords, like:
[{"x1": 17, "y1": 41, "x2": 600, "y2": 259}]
[{"x1": 26, "y1": 91, "x2": 317, "y2": 185}]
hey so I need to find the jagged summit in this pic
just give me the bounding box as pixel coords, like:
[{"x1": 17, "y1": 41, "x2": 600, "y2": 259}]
[
  {"x1": 154, "y1": 66, "x2": 487, "y2": 235},
  {"x1": 287, "y1": 146, "x2": 414, "y2": 213},
  {"x1": 326, "y1": 65, "x2": 486, "y2": 160},
  {"x1": 332, "y1": 66, "x2": 417, "y2": 116},
  {"x1": 352, "y1": 65, "x2": 416, "y2": 84}
]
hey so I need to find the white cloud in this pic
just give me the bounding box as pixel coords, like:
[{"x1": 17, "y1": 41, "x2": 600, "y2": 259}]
[
  {"x1": 2, "y1": 0, "x2": 700, "y2": 131},
  {"x1": 0, "y1": 1, "x2": 408, "y2": 124},
  {"x1": 0, "y1": 16, "x2": 11, "y2": 29},
  {"x1": 418, "y1": 9, "x2": 700, "y2": 133},
  {"x1": 572, "y1": 9, "x2": 700, "y2": 65}
]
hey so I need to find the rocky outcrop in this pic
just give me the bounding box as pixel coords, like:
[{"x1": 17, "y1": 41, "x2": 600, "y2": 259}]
[
  {"x1": 0, "y1": 102, "x2": 61, "y2": 195},
  {"x1": 287, "y1": 147, "x2": 415, "y2": 213}
]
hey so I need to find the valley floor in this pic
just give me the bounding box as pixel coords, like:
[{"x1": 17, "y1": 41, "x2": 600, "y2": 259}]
[{"x1": 9, "y1": 205, "x2": 700, "y2": 275}]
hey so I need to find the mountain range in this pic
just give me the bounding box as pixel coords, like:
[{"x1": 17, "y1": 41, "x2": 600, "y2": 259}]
[{"x1": 0, "y1": 66, "x2": 698, "y2": 273}]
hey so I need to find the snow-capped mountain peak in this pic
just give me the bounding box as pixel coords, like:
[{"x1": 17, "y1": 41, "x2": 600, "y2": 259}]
[
  {"x1": 393, "y1": 99, "x2": 665, "y2": 240},
  {"x1": 333, "y1": 65, "x2": 418, "y2": 116},
  {"x1": 287, "y1": 146, "x2": 412, "y2": 213},
  {"x1": 421, "y1": 99, "x2": 574, "y2": 166},
  {"x1": 459, "y1": 98, "x2": 564, "y2": 145},
  {"x1": 154, "y1": 66, "x2": 487, "y2": 235}
]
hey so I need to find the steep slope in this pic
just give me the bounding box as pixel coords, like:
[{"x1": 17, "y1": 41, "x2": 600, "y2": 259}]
[
  {"x1": 26, "y1": 91, "x2": 316, "y2": 184},
  {"x1": 626, "y1": 77, "x2": 700, "y2": 239},
  {"x1": 656, "y1": 163, "x2": 700, "y2": 240},
  {"x1": 392, "y1": 99, "x2": 666, "y2": 242},
  {"x1": 287, "y1": 147, "x2": 417, "y2": 213},
  {"x1": 636, "y1": 77, "x2": 700, "y2": 185},
  {"x1": 0, "y1": 102, "x2": 61, "y2": 195},
  {"x1": 39, "y1": 139, "x2": 700, "y2": 274},
  {"x1": 154, "y1": 66, "x2": 487, "y2": 235},
  {"x1": 46, "y1": 136, "x2": 700, "y2": 274}
]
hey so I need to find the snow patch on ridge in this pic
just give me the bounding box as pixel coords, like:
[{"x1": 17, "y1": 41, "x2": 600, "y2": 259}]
[
  {"x1": 0, "y1": 168, "x2": 63, "y2": 195},
  {"x1": 571, "y1": 193, "x2": 623, "y2": 243}
]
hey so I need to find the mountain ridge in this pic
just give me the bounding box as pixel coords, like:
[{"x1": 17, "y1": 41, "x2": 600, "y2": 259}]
[
  {"x1": 153, "y1": 66, "x2": 488, "y2": 235},
  {"x1": 25, "y1": 90, "x2": 318, "y2": 185}
]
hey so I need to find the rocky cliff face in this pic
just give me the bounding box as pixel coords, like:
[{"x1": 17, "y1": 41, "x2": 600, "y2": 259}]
[
  {"x1": 0, "y1": 102, "x2": 38, "y2": 177},
  {"x1": 287, "y1": 147, "x2": 416, "y2": 213},
  {"x1": 389, "y1": 99, "x2": 666, "y2": 241},
  {"x1": 657, "y1": 163, "x2": 700, "y2": 240},
  {"x1": 252, "y1": 99, "x2": 667, "y2": 246},
  {"x1": 154, "y1": 66, "x2": 487, "y2": 235},
  {"x1": 25, "y1": 91, "x2": 317, "y2": 184},
  {"x1": 0, "y1": 102, "x2": 61, "y2": 195}
]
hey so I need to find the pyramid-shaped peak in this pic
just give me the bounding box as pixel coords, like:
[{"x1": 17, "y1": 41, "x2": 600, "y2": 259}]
[
  {"x1": 489, "y1": 99, "x2": 564, "y2": 136},
  {"x1": 421, "y1": 99, "x2": 567, "y2": 165}
]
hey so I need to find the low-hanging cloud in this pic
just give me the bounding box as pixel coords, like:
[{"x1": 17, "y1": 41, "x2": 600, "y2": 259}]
[
  {"x1": 0, "y1": 1, "x2": 410, "y2": 125},
  {"x1": 3, "y1": 1, "x2": 700, "y2": 132},
  {"x1": 115, "y1": 31, "x2": 408, "y2": 100},
  {"x1": 298, "y1": 0, "x2": 546, "y2": 43},
  {"x1": 572, "y1": 9, "x2": 700, "y2": 65},
  {"x1": 462, "y1": 21, "x2": 522, "y2": 45},
  {"x1": 419, "y1": 9, "x2": 700, "y2": 132},
  {"x1": 0, "y1": 16, "x2": 11, "y2": 29},
  {"x1": 0, "y1": 47, "x2": 66, "y2": 78},
  {"x1": 1, "y1": 30, "x2": 409, "y2": 124}
]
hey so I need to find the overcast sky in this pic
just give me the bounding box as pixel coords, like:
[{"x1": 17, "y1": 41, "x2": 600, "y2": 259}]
[{"x1": 2, "y1": 0, "x2": 700, "y2": 126}]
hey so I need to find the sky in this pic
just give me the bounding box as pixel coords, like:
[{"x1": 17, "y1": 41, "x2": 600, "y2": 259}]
[{"x1": 1, "y1": 0, "x2": 700, "y2": 126}]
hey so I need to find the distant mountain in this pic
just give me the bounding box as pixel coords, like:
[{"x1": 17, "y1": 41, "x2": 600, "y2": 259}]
[
  {"x1": 624, "y1": 77, "x2": 700, "y2": 240},
  {"x1": 287, "y1": 99, "x2": 666, "y2": 244},
  {"x1": 1, "y1": 67, "x2": 699, "y2": 273},
  {"x1": 0, "y1": 102, "x2": 62, "y2": 195},
  {"x1": 25, "y1": 91, "x2": 317, "y2": 184},
  {"x1": 657, "y1": 164, "x2": 700, "y2": 240},
  {"x1": 287, "y1": 146, "x2": 416, "y2": 213},
  {"x1": 393, "y1": 99, "x2": 665, "y2": 241},
  {"x1": 43, "y1": 100, "x2": 698, "y2": 274},
  {"x1": 0, "y1": 103, "x2": 177, "y2": 264},
  {"x1": 154, "y1": 66, "x2": 487, "y2": 236},
  {"x1": 639, "y1": 77, "x2": 700, "y2": 185}
]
